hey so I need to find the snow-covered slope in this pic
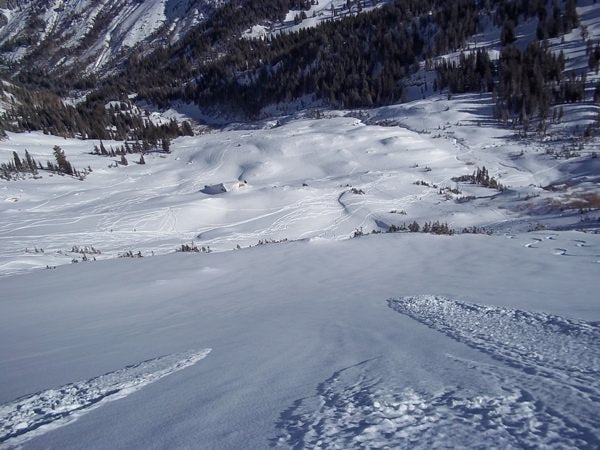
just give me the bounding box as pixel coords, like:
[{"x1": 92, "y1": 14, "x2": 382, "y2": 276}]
[
  {"x1": 0, "y1": 2, "x2": 599, "y2": 448},
  {"x1": 0, "y1": 231, "x2": 598, "y2": 448},
  {"x1": 242, "y1": 0, "x2": 389, "y2": 39},
  {"x1": 0, "y1": 0, "x2": 221, "y2": 73}
]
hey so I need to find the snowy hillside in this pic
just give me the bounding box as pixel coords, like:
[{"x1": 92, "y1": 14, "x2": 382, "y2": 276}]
[
  {"x1": 0, "y1": 0, "x2": 599, "y2": 448},
  {"x1": 0, "y1": 0, "x2": 221, "y2": 73},
  {"x1": 242, "y1": 0, "x2": 389, "y2": 39},
  {"x1": 1, "y1": 231, "x2": 599, "y2": 448}
]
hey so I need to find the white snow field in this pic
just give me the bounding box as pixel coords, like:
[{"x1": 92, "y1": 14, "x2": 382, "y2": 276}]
[
  {"x1": 1, "y1": 0, "x2": 600, "y2": 443},
  {"x1": 0, "y1": 99, "x2": 599, "y2": 448},
  {"x1": 0, "y1": 231, "x2": 599, "y2": 448},
  {"x1": 1, "y1": 106, "x2": 598, "y2": 276}
]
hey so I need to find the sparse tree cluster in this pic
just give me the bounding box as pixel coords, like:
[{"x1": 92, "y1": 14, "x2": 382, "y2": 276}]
[
  {"x1": 1, "y1": 146, "x2": 90, "y2": 180},
  {"x1": 177, "y1": 242, "x2": 212, "y2": 253},
  {"x1": 387, "y1": 220, "x2": 453, "y2": 235},
  {"x1": 0, "y1": 85, "x2": 193, "y2": 141},
  {"x1": 452, "y1": 166, "x2": 505, "y2": 191},
  {"x1": 92, "y1": 137, "x2": 171, "y2": 161}
]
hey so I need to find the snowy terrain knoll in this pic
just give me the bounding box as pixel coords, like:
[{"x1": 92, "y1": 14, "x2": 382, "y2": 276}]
[{"x1": 1, "y1": 103, "x2": 598, "y2": 275}]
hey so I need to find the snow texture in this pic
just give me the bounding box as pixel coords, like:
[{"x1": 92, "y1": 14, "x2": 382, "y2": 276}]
[
  {"x1": 0, "y1": 0, "x2": 219, "y2": 72},
  {"x1": 1, "y1": 232, "x2": 599, "y2": 449},
  {"x1": 0, "y1": 349, "x2": 210, "y2": 447},
  {"x1": 273, "y1": 297, "x2": 600, "y2": 449}
]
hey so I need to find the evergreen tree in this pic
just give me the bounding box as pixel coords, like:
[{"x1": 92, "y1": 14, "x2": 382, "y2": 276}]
[
  {"x1": 53, "y1": 145, "x2": 73, "y2": 175},
  {"x1": 12, "y1": 151, "x2": 22, "y2": 172},
  {"x1": 161, "y1": 138, "x2": 171, "y2": 153},
  {"x1": 24, "y1": 149, "x2": 37, "y2": 174}
]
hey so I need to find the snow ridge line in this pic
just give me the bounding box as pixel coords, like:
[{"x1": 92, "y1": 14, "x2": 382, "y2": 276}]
[{"x1": 0, "y1": 348, "x2": 211, "y2": 447}]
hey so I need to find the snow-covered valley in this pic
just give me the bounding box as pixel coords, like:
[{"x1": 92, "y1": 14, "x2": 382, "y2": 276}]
[
  {"x1": 1, "y1": 99, "x2": 598, "y2": 276},
  {"x1": 1, "y1": 100, "x2": 599, "y2": 448},
  {"x1": 1, "y1": 0, "x2": 600, "y2": 447}
]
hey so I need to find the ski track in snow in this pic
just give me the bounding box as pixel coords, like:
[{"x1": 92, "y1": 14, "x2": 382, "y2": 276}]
[
  {"x1": 273, "y1": 296, "x2": 600, "y2": 449},
  {"x1": 0, "y1": 349, "x2": 211, "y2": 448}
]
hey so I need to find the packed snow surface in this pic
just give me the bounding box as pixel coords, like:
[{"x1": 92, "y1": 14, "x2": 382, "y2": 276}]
[
  {"x1": 0, "y1": 0, "x2": 599, "y2": 447},
  {"x1": 1, "y1": 231, "x2": 599, "y2": 448}
]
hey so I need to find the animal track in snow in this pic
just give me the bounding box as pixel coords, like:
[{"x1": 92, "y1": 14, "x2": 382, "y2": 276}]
[{"x1": 0, "y1": 349, "x2": 211, "y2": 447}]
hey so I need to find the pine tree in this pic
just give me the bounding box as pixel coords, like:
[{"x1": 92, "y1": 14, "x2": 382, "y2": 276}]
[
  {"x1": 181, "y1": 121, "x2": 193, "y2": 136},
  {"x1": 12, "y1": 151, "x2": 22, "y2": 172},
  {"x1": 408, "y1": 221, "x2": 420, "y2": 232},
  {"x1": 53, "y1": 146, "x2": 73, "y2": 175},
  {"x1": 24, "y1": 150, "x2": 37, "y2": 174},
  {"x1": 501, "y1": 20, "x2": 516, "y2": 45},
  {"x1": 161, "y1": 138, "x2": 171, "y2": 153}
]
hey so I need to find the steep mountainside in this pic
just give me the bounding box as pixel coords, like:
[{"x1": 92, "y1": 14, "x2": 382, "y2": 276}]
[{"x1": 0, "y1": 0, "x2": 224, "y2": 74}]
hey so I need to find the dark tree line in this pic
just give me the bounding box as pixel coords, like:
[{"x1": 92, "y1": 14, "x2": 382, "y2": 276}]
[
  {"x1": 0, "y1": 85, "x2": 194, "y2": 140},
  {"x1": 0, "y1": 0, "x2": 588, "y2": 131},
  {"x1": 496, "y1": 41, "x2": 564, "y2": 124},
  {"x1": 434, "y1": 0, "x2": 584, "y2": 129},
  {"x1": 165, "y1": 0, "x2": 483, "y2": 114},
  {"x1": 435, "y1": 50, "x2": 496, "y2": 94}
]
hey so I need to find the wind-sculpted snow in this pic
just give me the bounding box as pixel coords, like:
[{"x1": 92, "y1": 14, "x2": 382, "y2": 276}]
[
  {"x1": 387, "y1": 296, "x2": 600, "y2": 388},
  {"x1": 273, "y1": 297, "x2": 600, "y2": 449},
  {"x1": 386, "y1": 296, "x2": 600, "y2": 448},
  {"x1": 0, "y1": 349, "x2": 211, "y2": 447}
]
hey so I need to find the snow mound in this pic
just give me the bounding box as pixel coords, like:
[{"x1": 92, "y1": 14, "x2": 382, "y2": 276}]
[{"x1": 0, "y1": 348, "x2": 211, "y2": 447}]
